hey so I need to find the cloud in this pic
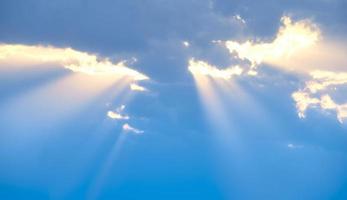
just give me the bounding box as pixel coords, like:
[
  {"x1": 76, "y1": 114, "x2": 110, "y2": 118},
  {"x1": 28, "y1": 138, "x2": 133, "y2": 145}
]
[
  {"x1": 0, "y1": 44, "x2": 149, "y2": 80},
  {"x1": 287, "y1": 143, "x2": 303, "y2": 149},
  {"x1": 224, "y1": 16, "x2": 320, "y2": 70},
  {"x1": 107, "y1": 111, "x2": 130, "y2": 120},
  {"x1": 182, "y1": 41, "x2": 190, "y2": 47},
  {"x1": 122, "y1": 123, "x2": 144, "y2": 134},
  {"x1": 107, "y1": 105, "x2": 130, "y2": 120},
  {"x1": 219, "y1": 15, "x2": 347, "y2": 123},
  {"x1": 188, "y1": 58, "x2": 243, "y2": 79},
  {"x1": 107, "y1": 105, "x2": 129, "y2": 120},
  {"x1": 292, "y1": 70, "x2": 347, "y2": 123},
  {"x1": 130, "y1": 83, "x2": 147, "y2": 92},
  {"x1": 233, "y1": 14, "x2": 246, "y2": 25},
  {"x1": 305, "y1": 71, "x2": 347, "y2": 93}
]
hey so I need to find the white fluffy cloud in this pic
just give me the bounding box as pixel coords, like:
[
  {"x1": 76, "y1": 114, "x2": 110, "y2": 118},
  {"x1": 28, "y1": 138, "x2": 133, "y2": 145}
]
[{"x1": 0, "y1": 44, "x2": 149, "y2": 80}]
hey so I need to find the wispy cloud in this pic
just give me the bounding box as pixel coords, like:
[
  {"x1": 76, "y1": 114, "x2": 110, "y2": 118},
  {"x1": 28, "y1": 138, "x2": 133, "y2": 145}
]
[
  {"x1": 287, "y1": 143, "x2": 303, "y2": 149},
  {"x1": 107, "y1": 105, "x2": 130, "y2": 120},
  {"x1": 233, "y1": 14, "x2": 246, "y2": 25},
  {"x1": 0, "y1": 44, "x2": 149, "y2": 81},
  {"x1": 188, "y1": 58, "x2": 243, "y2": 79},
  {"x1": 107, "y1": 111, "x2": 130, "y2": 120},
  {"x1": 122, "y1": 123, "x2": 144, "y2": 134},
  {"x1": 130, "y1": 83, "x2": 147, "y2": 92},
  {"x1": 292, "y1": 71, "x2": 347, "y2": 123}
]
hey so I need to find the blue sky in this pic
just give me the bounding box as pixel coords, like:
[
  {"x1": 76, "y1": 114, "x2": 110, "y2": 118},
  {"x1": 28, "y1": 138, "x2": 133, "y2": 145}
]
[{"x1": 0, "y1": 0, "x2": 347, "y2": 199}]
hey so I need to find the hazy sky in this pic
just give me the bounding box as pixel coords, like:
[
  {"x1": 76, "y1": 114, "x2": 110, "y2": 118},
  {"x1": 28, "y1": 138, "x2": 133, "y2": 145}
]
[{"x1": 1, "y1": 0, "x2": 347, "y2": 199}]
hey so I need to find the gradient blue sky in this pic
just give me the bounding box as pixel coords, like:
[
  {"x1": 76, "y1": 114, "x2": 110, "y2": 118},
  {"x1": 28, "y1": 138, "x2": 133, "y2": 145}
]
[{"x1": 1, "y1": 0, "x2": 347, "y2": 200}]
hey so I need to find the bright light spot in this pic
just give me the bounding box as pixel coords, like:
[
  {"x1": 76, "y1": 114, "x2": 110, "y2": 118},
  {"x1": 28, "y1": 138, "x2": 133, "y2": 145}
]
[
  {"x1": 183, "y1": 41, "x2": 190, "y2": 47},
  {"x1": 107, "y1": 111, "x2": 129, "y2": 120},
  {"x1": 0, "y1": 44, "x2": 149, "y2": 81},
  {"x1": 130, "y1": 83, "x2": 147, "y2": 91},
  {"x1": 188, "y1": 58, "x2": 243, "y2": 80}
]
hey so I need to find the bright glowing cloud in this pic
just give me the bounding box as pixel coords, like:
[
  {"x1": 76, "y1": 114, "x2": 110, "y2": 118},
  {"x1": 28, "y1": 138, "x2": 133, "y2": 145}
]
[
  {"x1": 122, "y1": 123, "x2": 144, "y2": 134},
  {"x1": 182, "y1": 41, "x2": 190, "y2": 47},
  {"x1": 107, "y1": 105, "x2": 129, "y2": 120},
  {"x1": 188, "y1": 58, "x2": 243, "y2": 80},
  {"x1": 130, "y1": 83, "x2": 147, "y2": 92},
  {"x1": 221, "y1": 15, "x2": 347, "y2": 123},
  {"x1": 0, "y1": 44, "x2": 149, "y2": 80},
  {"x1": 292, "y1": 70, "x2": 347, "y2": 123},
  {"x1": 107, "y1": 111, "x2": 129, "y2": 120},
  {"x1": 306, "y1": 71, "x2": 347, "y2": 93},
  {"x1": 225, "y1": 16, "x2": 320, "y2": 69}
]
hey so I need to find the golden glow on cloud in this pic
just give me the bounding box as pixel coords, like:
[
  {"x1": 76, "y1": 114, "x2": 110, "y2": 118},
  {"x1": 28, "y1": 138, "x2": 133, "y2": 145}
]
[
  {"x1": 225, "y1": 16, "x2": 320, "y2": 69},
  {"x1": 292, "y1": 70, "x2": 347, "y2": 123},
  {"x1": 188, "y1": 58, "x2": 243, "y2": 80},
  {"x1": 0, "y1": 44, "x2": 149, "y2": 81},
  {"x1": 221, "y1": 15, "x2": 347, "y2": 123},
  {"x1": 306, "y1": 71, "x2": 347, "y2": 93}
]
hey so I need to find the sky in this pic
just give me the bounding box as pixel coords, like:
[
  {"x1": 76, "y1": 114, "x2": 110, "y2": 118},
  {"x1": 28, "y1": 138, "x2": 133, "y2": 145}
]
[{"x1": 0, "y1": 0, "x2": 347, "y2": 199}]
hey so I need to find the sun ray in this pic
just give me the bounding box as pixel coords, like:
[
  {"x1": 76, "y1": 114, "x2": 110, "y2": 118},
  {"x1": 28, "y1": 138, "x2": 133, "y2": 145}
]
[
  {"x1": 86, "y1": 132, "x2": 128, "y2": 200},
  {"x1": 0, "y1": 72, "x2": 132, "y2": 135}
]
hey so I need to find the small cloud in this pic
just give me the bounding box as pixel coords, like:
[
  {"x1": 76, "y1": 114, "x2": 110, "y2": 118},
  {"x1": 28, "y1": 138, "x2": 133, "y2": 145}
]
[
  {"x1": 188, "y1": 58, "x2": 243, "y2": 79},
  {"x1": 287, "y1": 143, "x2": 303, "y2": 149},
  {"x1": 130, "y1": 83, "x2": 147, "y2": 92},
  {"x1": 211, "y1": 40, "x2": 223, "y2": 45},
  {"x1": 122, "y1": 123, "x2": 144, "y2": 134},
  {"x1": 107, "y1": 111, "x2": 129, "y2": 120},
  {"x1": 107, "y1": 105, "x2": 129, "y2": 120},
  {"x1": 182, "y1": 41, "x2": 190, "y2": 47},
  {"x1": 233, "y1": 14, "x2": 246, "y2": 24}
]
